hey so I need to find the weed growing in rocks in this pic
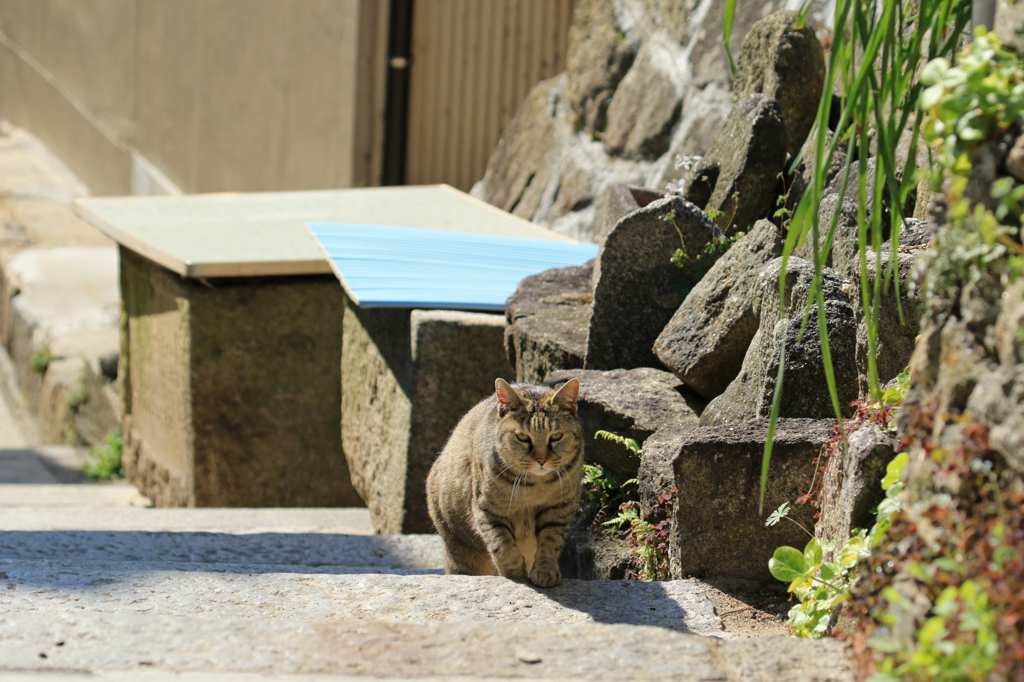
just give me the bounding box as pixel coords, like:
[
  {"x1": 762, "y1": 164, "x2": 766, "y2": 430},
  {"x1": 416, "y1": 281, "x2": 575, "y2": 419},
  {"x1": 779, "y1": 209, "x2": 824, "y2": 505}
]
[
  {"x1": 579, "y1": 431, "x2": 640, "y2": 530},
  {"x1": 83, "y1": 428, "x2": 123, "y2": 480},
  {"x1": 768, "y1": 453, "x2": 908, "y2": 639},
  {"x1": 584, "y1": 431, "x2": 674, "y2": 581},
  {"x1": 30, "y1": 347, "x2": 54, "y2": 374}
]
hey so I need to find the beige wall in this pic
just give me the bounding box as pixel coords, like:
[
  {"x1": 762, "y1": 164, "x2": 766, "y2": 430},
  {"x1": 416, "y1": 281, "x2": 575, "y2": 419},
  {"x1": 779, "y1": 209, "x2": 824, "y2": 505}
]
[
  {"x1": 0, "y1": 0, "x2": 568, "y2": 196},
  {"x1": 0, "y1": 0, "x2": 388, "y2": 195}
]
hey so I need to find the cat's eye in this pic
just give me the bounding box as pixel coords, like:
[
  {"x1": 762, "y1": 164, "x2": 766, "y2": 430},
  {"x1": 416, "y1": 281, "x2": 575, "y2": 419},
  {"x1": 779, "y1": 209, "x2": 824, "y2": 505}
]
[
  {"x1": 515, "y1": 433, "x2": 531, "y2": 443},
  {"x1": 549, "y1": 433, "x2": 563, "y2": 442}
]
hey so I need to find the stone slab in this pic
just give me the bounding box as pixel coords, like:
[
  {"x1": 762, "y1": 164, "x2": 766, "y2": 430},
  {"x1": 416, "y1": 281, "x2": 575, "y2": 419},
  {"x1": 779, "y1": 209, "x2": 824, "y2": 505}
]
[
  {"x1": 75, "y1": 186, "x2": 565, "y2": 279},
  {"x1": 0, "y1": 611, "x2": 852, "y2": 680}
]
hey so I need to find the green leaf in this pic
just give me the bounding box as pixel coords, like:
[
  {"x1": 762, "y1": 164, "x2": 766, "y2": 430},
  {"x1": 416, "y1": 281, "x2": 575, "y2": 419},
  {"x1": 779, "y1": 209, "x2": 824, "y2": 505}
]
[
  {"x1": 921, "y1": 58, "x2": 951, "y2": 86},
  {"x1": 769, "y1": 546, "x2": 809, "y2": 582},
  {"x1": 881, "y1": 453, "x2": 909, "y2": 490},
  {"x1": 723, "y1": 0, "x2": 737, "y2": 77},
  {"x1": 840, "y1": 536, "x2": 866, "y2": 566},
  {"x1": 765, "y1": 501, "x2": 791, "y2": 527},
  {"x1": 804, "y1": 537, "x2": 823, "y2": 567}
]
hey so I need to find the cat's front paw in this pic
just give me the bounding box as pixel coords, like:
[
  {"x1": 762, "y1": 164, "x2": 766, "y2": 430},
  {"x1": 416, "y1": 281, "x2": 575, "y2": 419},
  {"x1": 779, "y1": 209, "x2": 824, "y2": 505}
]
[{"x1": 529, "y1": 566, "x2": 561, "y2": 588}]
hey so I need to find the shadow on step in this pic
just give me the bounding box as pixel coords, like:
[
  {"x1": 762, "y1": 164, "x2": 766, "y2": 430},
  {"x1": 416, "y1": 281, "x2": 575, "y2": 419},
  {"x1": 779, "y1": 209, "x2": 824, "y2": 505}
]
[
  {"x1": 0, "y1": 448, "x2": 89, "y2": 484},
  {"x1": 524, "y1": 578, "x2": 700, "y2": 632},
  {"x1": 0, "y1": 530, "x2": 445, "y2": 576}
]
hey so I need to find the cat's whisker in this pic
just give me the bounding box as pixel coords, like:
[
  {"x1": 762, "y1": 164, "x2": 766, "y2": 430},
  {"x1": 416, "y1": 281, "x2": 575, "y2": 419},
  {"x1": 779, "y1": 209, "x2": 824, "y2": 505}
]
[{"x1": 488, "y1": 462, "x2": 513, "y2": 484}]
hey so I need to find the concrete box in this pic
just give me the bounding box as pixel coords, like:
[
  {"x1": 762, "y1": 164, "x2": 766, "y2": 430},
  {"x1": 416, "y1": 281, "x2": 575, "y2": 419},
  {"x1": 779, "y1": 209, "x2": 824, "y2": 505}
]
[
  {"x1": 342, "y1": 304, "x2": 513, "y2": 534},
  {"x1": 120, "y1": 247, "x2": 362, "y2": 507}
]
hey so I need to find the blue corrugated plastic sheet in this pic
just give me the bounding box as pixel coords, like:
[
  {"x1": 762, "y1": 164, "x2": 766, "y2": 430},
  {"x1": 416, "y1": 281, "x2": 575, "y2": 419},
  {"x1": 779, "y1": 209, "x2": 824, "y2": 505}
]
[{"x1": 307, "y1": 223, "x2": 599, "y2": 311}]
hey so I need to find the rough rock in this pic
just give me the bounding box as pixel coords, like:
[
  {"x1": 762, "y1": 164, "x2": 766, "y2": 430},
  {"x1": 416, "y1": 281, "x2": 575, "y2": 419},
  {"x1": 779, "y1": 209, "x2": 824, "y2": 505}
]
[
  {"x1": 670, "y1": 419, "x2": 833, "y2": 580},
  {"x1": 504, "y1": 262, "x2": 593, "y2": 384},
  {"x1": 816, "y1": 423, "x2": 897, "y2": 557},
  {"x1": 603, "y1": 39, "x2": 685, "y2": 160},
  {"x1": 664, "y1": 156, "x2": 721, "y2": 210},
  {"x1": 897, "y1": 217, "x2": 932, "y2": 248},
  {"x1": 796, "y1": 159, "x2": 891, "y2": 282},
  {"x1": 560, "y1": 524, "x2": 637, "y2": 580},
  {"x1": 960, "y1": 278, "x2": 1024, "y2": 474},
  {"x1": 342, "y1": 306, "x2": 512, "y2": 534},
  {"x1": 658, "y1": 114, "x2": 728, "y2": 189},
  {"x1": 700, "y1": 257, "x2": 858, "y2": 425},
  {"x1": 546, "y1": 367, "x2": 703, "y2": 480},
  {"x1": 1006, "y1": 129, "x2": 1024, "y2": 182},
  {"x1": 586, "y1": 196, "x2": 720, "y2": 370},
  {"x1": 592, "y1": 184, "x2": 663, "y2": 244},
  {"x1": 687, "y1": 0, "x2": 817, "y2": 87},
  {"x1": 705, "y1": 94, "x2": 788, "y2": 236},
  {"x1": 733, "y1": 10, "x2": 826, "y2": 158},
  {"x1": 564, "y1": 0, "x2": 639, "y2": 133},
  {"x1": 996, "y1": 0, "x2": 1024, "y2": 52},
  {"x1": 856, "y1": 248, "x2": 920, "y2": 394},
  {"x1": 638, "y1": 424, "x2": 693, "y2": 521},
  {"x1": 480, "y1": 76, "x2": 569, "y2": 221},
  {"x1": 654, "y1": 219, "x2": 786, "y2": 400}
]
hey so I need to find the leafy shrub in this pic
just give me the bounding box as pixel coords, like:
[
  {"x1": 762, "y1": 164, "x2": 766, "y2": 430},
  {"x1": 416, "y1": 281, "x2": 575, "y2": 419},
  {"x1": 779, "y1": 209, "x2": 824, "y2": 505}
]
[
  {"x1": 769, "y1": 453, "x2": 908, "y2": 639},
  {"x1": 82, "y1": 429, "x2": 123, "y2": 480}
]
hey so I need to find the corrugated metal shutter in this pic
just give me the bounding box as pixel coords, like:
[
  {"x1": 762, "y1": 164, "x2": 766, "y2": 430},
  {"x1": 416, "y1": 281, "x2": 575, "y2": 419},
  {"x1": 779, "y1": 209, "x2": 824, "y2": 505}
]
[{"x1": 405, "y1": 0, "x2": 576, "y2": 192}]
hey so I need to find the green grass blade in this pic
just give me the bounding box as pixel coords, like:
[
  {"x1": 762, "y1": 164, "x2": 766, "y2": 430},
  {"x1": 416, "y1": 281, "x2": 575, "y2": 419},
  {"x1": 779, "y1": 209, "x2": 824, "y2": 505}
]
[{"x1": 724, "y1": 0, "x2": 738, "y2": 77}]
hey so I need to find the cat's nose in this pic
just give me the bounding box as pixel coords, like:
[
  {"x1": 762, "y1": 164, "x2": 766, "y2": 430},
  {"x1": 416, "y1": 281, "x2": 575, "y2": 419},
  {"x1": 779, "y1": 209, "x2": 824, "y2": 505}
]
[{"x1": 535, "y1": 458, "x2": 548, "y2": 467}]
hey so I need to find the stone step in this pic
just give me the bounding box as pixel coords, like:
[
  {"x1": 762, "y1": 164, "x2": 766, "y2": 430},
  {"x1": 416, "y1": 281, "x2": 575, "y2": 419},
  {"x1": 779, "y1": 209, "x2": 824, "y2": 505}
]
[
  {"x1": 0, "y1": 505, "x2": 375, "y2": 532},
  {"x1": 0, "y1": 610, "x2": 852, "y2": 680},
  {"x1": 0, "y1": 531, "x2": 443, "y2": 569},
  {"x1": 0, "y1": 563, "x2": 722, "y2": 634},
  {"x1": 0, "y1": 483, "x2": 150, "y2": 507}
]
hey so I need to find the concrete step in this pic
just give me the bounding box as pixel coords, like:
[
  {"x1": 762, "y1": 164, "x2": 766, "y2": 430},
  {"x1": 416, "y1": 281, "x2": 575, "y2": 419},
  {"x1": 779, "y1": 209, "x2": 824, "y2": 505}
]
[
  {"x1": 0, "y1": 610, "x2": 852, "y2": 680},
  {"x1": 0, "y1": 483, "x2": 150, "y2": 507},
  {"x1": 0, "y1": 505, "x2": 375, "y2": 532},
  {"x1": 0, "y1": 531, "x2": 443, "y2": 569},
  {"x1": 0, "y1": 564, "x2": 723, "y2": 634}
]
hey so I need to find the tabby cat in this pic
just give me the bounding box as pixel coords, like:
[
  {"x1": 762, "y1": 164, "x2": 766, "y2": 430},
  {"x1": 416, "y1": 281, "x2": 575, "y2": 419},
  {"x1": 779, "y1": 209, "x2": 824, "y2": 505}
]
[{"x1": 426, "y1": 377, "x2": 583, "y2": 587}]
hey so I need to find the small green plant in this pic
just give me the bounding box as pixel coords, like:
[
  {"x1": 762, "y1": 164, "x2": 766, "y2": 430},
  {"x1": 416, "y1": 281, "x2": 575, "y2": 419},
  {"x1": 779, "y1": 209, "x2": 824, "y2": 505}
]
[
  {"x1": 82, "y1": 428, "x2": 124, "y2": 480},
  {"x1": 64, "y1": 387, "x2": 85, "y2": 413},
  {"x1": 768, "y1": 452, "x2": 909, "y2": 638},
  {"x1": 590, "y1": 431, "x2": 674, "y2": 581},
  {"x1": 30, "y1": 347, "x2": 54, "y2": 374},
  {"x1": 774, "y1": 172, "x2": 795, "y2": 228},
  {"x1": 618, "y1": 489, "x2": 674, "y2": 581},
  {"x1": 580, "y1": 430, "x2": 641, "y2": 530},
  {"x1": 594, "y1": 429, "x2": 641, "y2": 456}
]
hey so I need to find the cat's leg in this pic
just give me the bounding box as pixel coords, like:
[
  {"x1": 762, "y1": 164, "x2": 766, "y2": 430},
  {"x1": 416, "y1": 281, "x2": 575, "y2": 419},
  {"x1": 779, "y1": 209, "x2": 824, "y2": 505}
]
[
  {"x1": 529, "y1": 508, "x2": 572, "y2": 587},
  {"x1": 474, "y1": 506, "x2": 527, "y2": 578},
  {"x1": 443, "y1": 544, "x2": 497, "y2": 576}
]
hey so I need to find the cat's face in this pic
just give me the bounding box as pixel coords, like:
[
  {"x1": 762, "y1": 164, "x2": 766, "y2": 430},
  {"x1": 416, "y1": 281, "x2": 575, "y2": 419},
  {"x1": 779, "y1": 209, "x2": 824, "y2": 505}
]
[{"x1": 494, "y1": 378, "x2": 581, "y2": 477}]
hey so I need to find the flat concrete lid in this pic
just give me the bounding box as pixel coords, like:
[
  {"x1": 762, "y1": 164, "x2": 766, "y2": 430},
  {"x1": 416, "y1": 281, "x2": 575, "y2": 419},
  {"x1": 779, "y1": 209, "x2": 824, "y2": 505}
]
[{"x1": 74, "y1": 185, "x2": 569, "y2": 278}]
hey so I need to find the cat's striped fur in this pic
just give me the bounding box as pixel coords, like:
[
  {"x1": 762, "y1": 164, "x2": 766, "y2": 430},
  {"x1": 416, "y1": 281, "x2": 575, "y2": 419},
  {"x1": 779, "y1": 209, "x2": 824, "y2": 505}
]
[{"x1": 426, "y1": 378, "x2": 583, "y2": 587}]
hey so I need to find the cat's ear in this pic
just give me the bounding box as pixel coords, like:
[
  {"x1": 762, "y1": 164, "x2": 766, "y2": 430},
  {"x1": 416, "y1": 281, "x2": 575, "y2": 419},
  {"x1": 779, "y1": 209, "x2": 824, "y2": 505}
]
[
  {"x1": 551, "y1": 378, "x2": 580, "y2": 414},
  {"x1": 495, "y1": 378, "x2": 522, "y2": 416}
]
